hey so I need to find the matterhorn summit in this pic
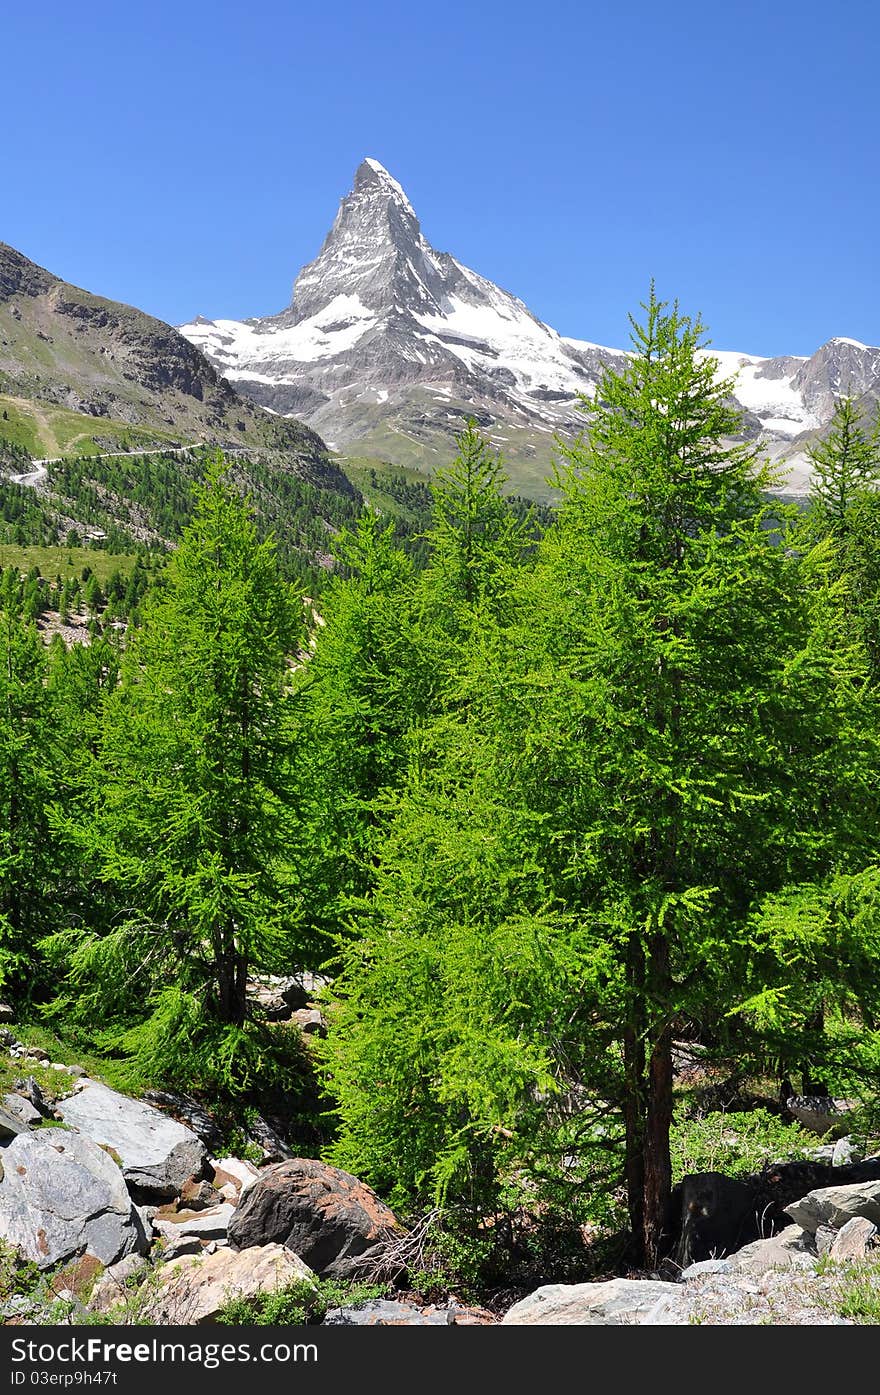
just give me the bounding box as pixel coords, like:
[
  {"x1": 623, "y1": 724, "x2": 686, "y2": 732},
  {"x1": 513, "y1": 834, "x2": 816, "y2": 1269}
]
[{"x1": 181, "y1": 160, "x2": 880, "y2": 495}]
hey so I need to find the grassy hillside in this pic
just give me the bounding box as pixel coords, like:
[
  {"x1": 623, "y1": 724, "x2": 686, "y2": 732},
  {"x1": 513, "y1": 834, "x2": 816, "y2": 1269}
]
[
  {"x1": 0, "y1": 446, "x2": 433, "y2": 594},
  {"x1": 333, "y1": 402, "x2": 568, "y2": 502},
  {"x1": 0, "y1": 393, "x2": 184, "y2": 459},
  {"x1": 0, "y1": 544, "x2": 140, "y2": 584},
  {"x1": 0, "y1": 241, "x2": 337, "y2": 475}
]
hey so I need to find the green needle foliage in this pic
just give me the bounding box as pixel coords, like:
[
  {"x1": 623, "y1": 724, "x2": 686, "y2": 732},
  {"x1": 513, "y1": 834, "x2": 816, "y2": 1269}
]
[
  {"x1": 807, "y1": 396, "x2": 880, "y2": 530},
  {"x1": 805, "y1": 398, "x2": 880, "y2": 681},
  {"x1": 0, "y1": 574, "x2": 58, "y2": 994},
  {"x1": 422, "y1": 420, "x2": 532, "y2": 618},
  {"x1": 43, "y1": 456, "x2": 305, "y2": 1092},
  {"x1": 322, "y1": 289, "x2": 880, "y2": 1269},
  {"x1": 507, "y1": 290, "x2": 877, "y2": 1264},
  {"x1": 0, "y1": 301, "x2": 876, "y2": 1281},
  {"x1": 295, "y1": 512, "x2": 425, "y2": 929}
]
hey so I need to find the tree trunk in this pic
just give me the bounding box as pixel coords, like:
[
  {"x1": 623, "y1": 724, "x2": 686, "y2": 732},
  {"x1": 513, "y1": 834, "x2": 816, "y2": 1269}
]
[
  {"x1": 642, "y1": 932, "x2": 674, "y2": 1267},
  {"x1": 623, "y1": 935, "x2": 646, "y2": 1252},
  {"x1": 216, "y1": 946, "x2": 248, "y2": 1026},
  {"x1": 623, "y1": 932, "x2": 674, "y2": 1268}
]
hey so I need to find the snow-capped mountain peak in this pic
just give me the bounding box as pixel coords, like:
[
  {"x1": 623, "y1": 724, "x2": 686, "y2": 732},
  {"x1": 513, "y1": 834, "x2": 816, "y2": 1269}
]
[
  {"x1": 287, "y1": 156, "x2": 448, "y2": 325},
  {"x1": 179, "y1": 161, "x2": 880, "y2": 495},
  {"x1": 360, "y1": 158, "x2": 416, "y2": 214}
]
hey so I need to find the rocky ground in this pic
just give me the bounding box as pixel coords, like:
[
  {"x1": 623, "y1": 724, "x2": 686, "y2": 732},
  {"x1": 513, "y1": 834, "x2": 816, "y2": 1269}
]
[{"x1": 0, "y1": 1010, "x2": 878, "y2": 1327}]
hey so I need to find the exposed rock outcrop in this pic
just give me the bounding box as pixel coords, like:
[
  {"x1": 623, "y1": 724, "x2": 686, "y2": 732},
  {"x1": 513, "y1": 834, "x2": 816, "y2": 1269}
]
[
  {"x1": 785, "y1": 1180, "x2": 880, "y2": 1233},
  {"x1": 502, "y1": 1278, "x2": 681, "y2": 1326},
  {"x1": 0, "y1": 1129, "x2": 147, "y2": 1269},
  {"x1": 667, "y1": 1158, "x2": 880, "y2": 1266},
  {"x1": 145, "y1": 1243, "x2": 316, "y2": 1324},
  {"x1": 57, "y1": 1080, "x2": 207, "y2": 1199}
]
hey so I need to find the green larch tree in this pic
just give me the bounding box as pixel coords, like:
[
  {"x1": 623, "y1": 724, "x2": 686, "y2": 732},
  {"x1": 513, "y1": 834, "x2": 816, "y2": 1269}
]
[
  {"x1": 422, "y1": 421, "x2": 531, "y2": 618},
  {"x1": 296, "y1": 512, "x2": 424, "y2": 932},
  {"x1": 516, "y1": 290, "x2": 876, "y2": 1263},
  {"x1": 324, "y1": 292, "x2": 878, "y2": 1271},
  {"x1": 808, "y1": 396, "x2": 880, "y2": 530},
  {"x1": 46, "y1": 458, "x2": 303, "y2": 1088},
  {"x1": 0, "y1": 574, "x2": 57, "y2": 995}
]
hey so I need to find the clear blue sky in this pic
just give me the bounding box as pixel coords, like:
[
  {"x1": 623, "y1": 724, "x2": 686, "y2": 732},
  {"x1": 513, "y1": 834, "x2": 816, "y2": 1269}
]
[{"x1": 3, "y1": 0, "x2": 878, "y2": 356}]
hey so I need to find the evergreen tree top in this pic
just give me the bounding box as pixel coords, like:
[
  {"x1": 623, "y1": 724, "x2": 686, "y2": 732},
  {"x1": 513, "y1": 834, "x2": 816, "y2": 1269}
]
[
  {"x1": 808, "y1": 395, "x2": 880, "y2": 528},
  {"x1": 562, "y1": 286, "x2": 778, "y2": 552}
]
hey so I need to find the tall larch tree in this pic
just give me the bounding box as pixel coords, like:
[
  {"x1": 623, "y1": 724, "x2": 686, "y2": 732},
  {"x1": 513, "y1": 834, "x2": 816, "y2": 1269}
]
[
  {"x1": 46, "y1": 457, "x2": 302, "y2": 1088},
  {"x1": 519, "y1": 289, "x2": 876, "y2": 1263}
]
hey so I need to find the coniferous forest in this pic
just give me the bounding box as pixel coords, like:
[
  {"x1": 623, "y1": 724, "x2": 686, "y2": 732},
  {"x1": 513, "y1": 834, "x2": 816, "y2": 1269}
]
[{"x1": 3, "y1": 291, "x2": 880, "y2": 1318}]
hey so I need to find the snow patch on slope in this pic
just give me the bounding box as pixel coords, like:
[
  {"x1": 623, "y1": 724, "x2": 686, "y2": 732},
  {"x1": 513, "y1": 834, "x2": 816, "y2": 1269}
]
[
  {"x1": 698, "y1": 349, "x2": 818, "y2": 437},
  {"x1": 185, "y1": 295, "x2": 376, "y2": 369},
  {"x1": 413, "y1": 260, "x2": 600, "y2": 401}
]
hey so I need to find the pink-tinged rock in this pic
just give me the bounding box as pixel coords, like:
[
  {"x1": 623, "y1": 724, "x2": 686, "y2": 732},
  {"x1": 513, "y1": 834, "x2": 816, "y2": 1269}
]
[
  {"x1": 147, "y1": 1243, "x2": 316, "y2": 1324},
  {"x1": 829, "y1": 1215, "x2": 878, "y2": 1260}
]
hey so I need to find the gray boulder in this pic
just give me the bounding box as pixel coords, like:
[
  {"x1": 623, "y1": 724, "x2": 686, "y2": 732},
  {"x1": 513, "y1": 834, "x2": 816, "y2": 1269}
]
[
  {"x1": 785, "y1": 1181, "x2": 880, "y2": 1233},
  {"x1": 679, "y1": 1258, "x2": 733, "y2": 1279},
  {"x1": 829, "y1": 1216, "x2": 877, "y2": 1260},
  {"x1": 57, "y1": 1080, "x2": 207, "y2": 1199},
  {"x1": 290, "y1": 1008, "x2": 327, "y2": 1037},
  {"x1": 0, "y1": 1103, "x2": 29, "y2": 1139},
  {"x1": 155, "y1": 1203, "x2": 234, "y2": 1241},
  {"x1": 140, "y1": 1091, "x2": 225, "y2": 1153},
  {"x1": 15, "y1": 1077, "x2": 48, "y2": 1115},
  {"x1": 87, "y1": 1254, "x2": 149, "y2": 1315},
  {"x1": 145, "y1": 1243, "x2": 316, "y2": 1325},
  {"x1": 815, "y1": 1224, "x2": 837, "y2": 1255},
  {"x1": 0, "y1": 1129, "x2": 147, "y2": 1269},
  {"x1": 502, "y1": 1278, "x2": 681, "y2": 1325},
  {"x1": 727, "y1": 1224, "x2": 816, "y2": 1275},
  {"x1": 807, "y1": 1145, "x2": 837, "y2": 1164},
  {"x1": 2, "y1": 1094, "x2": 42, "y2": 1127},
  {"x1": 832, "y1": 1137, "x2": 863, "y2": 1167},
  {"x1": 228, "y1": 1158, "x2": 401, "y2": 1280},
  {"x1": 242, "y1": 1112, "x2": 292, "y2": 1163},
  {"x1": 210, "y1": 1156, "x2": 260, "y2": 1201},
  {"x1": 159, "y1": 1235, "x2": 202, "y2": 1261},
  {"x1": 785, "y1": 1094, "x2": 856, "y2": 1136},
  {"x1": 324, "y1": 1300, "x2": 450, "y2": 1326}
]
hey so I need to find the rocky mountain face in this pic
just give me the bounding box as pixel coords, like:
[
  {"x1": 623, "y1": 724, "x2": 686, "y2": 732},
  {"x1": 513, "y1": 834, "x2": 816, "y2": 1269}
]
[
  {"x1": 181, "y1": 160, "x2": 880, "y2": 499},
  {"x1": 0, "y1": 240, "x2": 344, "y2": 492}
]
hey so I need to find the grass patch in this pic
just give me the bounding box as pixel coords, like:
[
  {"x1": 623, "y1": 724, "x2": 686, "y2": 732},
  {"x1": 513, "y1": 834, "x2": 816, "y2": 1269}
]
[
  {"x1": 341, "y1": 457, "x2": 433, "y2": 520},
  {"x1": 0, "y1": 543, "x2": 141, "y2": 584},
  {"x1": 9, "y1": 1021, "x2": 124, "y2": 1090},
  {"x1": 0, "y1": 394, "x2": 187, "y2": 461},
  {"x1": 0, "y1": 400, "x2": 43, "y2": 455},
  {"x1": 0, "y1": 1241, "x2": 43, "y2": 1305},
  {"x1": 0, "y1": 1054, "x2": 78, "y2": 1107},
  {"x1": 815, "y1": 1253, "x2": 880, "y2": 1323},
  {"x1": 0, "y1": 1240, "x2": 165, "y2": 1326}
]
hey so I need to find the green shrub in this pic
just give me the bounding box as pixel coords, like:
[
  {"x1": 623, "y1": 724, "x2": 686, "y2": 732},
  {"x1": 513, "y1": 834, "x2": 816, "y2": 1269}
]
[
  {"x1": 0, "y1": 1241, "x2": 42, "y2": 1304},
  {"x1": 670, "y1": 1108, "x2": 815, "y2": 1180},
  {"x1": 216, "y1": 1277, "x2": 386, "y2": 1326}
]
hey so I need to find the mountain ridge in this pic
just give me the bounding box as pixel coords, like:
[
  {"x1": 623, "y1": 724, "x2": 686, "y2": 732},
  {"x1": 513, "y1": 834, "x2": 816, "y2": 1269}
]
[
  {"x1": 0, "y1": 239, "x2": 349, "y2": 497},
  {"x1": 181, "y1": 159, "x2": 880, "y2": 497}
]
